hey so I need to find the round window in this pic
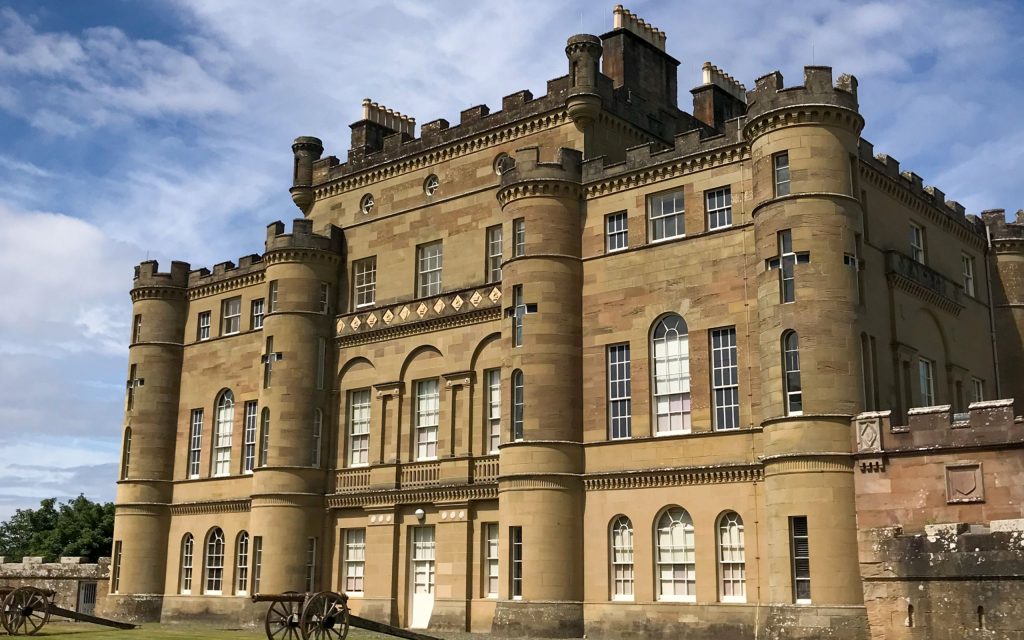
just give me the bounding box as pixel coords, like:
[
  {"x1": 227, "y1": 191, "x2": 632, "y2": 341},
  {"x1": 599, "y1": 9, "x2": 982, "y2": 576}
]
[
  {"x1": 424, "y1": 174, "x2": 440, "y2": 196},
  {"x1": 494, "y1": 153, "x2": 515, "y2": 176},
  {"x1": 359, "y1": 194, "x2": 375, "y2": 215}
]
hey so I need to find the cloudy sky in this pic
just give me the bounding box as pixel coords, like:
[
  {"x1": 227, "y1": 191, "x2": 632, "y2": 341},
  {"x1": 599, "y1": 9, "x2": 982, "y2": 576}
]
[{"x1": 0, "y1": 0, "x2": 1021, "y2": 521}]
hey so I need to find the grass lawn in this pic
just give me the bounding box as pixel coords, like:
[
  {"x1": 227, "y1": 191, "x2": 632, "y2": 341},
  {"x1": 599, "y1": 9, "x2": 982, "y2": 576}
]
[{"x1": 26, "y1": 621, "x2": 397, "y2": 639}]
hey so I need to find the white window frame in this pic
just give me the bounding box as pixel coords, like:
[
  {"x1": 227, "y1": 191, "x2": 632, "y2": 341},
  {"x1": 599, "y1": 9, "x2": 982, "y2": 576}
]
[
  {"x1": 791, "y1": 516, "x2": 811, "y2": 603},
  {"x1": 180, "y1": 534, "x2": 194, "y2": 594},
  {"x1": 648, "y1": 190, "x2": 685, "y2": 242},
  {"x1": 268, "y1": 280, "x2": 278, "y2": 313},
  {"x1": 513, "y1": 218, "x2": 526, "y2": 257},
  {"x1": 243, "y1": 401, "x2": 257, "y2": 474},
  {"x1": 655, "y1": 507, "x2": 696, "y2": 602},
  {"x1": 910, "y1": 223, "x2": 926, "y2": 264},
  {"x1": 417, "y1": 241, "x2": 443, "y2": 298},
  {"x1": 485, "y1": 369, "x2": 501, "y2": 453},
  {"x1": 111, "y1": 540, "x2": 122, "y2": 593},
  {"x1": 510, "y1": 526, "x2": 523, "y2": 600},
  {"x1": 783, "y1": 331, "x2": 803, "y2": 416},
  {"x1": 353, "y1": 257, "x2": 377, "y2": 308},
  {"x1": 320, "y1": 282, "x2": 330, "y2": 314},
  {"x1": 705, "y1": 187, "x2": 732, "y2": 230},
  {"x1": 485, "y1": 523, "x2": 499, "y2": 598},
  {"x1": 222, "y1": 297, "x2": 241, "y2": 335},
  {"x1": 919, "y1": 357, "x2": 935, "y2": 406},
  {"x1": 971, "y1": 377, "x2": 984, "y2": 403},
  {"x1": 610, "y1": 516, "x2": 634, "y2": 601},
  {"x1": 486, "y1": 225, "x2": 503, "y2": 283},
  {"x1": 962, "y1": 254, "x2": 975, "y2": 297},
  {"x1": 605, "y1": 211, "x2": 628, "y2": 252},
  {"x1": 311, "y1": 409, "x2": 322, "y2": 467},
  {"x1": 424, "y1": 174, "x2": 440, "y2": 196},
  {"x1": 121, "y1": 427, "x2": 131, "y2": 480},
  {"x1": 235, "y1": 532, "x2": 249, "y2": 596},
  {"x1": 251, "y1": 536, "x2": 263, "y2": 595},
  {"x1": 251, "y1": 298, "x2": 265, "y2": 330},
  {"x1": 773, "y1": 152, "x2": 790, "y2": 197},
  {"x1": 415, "y1": 380, "x2": 439, "y2": 460},
  {"x1": 188, "y1": 409, "x2": 203, "y2": 478},
  {"x1": 198, "y1": 311, "x2": 211, "y2": 341},
  {"x1": 344, "y1": 529, "x2": 366, "y2": 595},
  {"x1": 212, "y1": 391, "x2": 234, "y2": 477},
  {"x1": 511, "y1": 285, "x2": 525, "y2": 348},
  {"x1": 359, "y1": 193, "x2": 374, "y2": 215},
  {"x1": 204, "y1": 528, "x2": 225, "y2": 595},
  {"x1": 259, "y1": 408, "x2": 270, "y2": 468},
  {"x1": 718, "y1": 511, "x2": 746, "y2": 603},
  {"x1": 316, "y1": 337, "x2": 326, "y2": 391},
  {"x1": 711, "y1": 327, "x2": 740, "y2": 430},
  {"x1": 132, "y1": 314, "x2": 142, "y2": 343},
  {"x1": 607, "y1": 344, "x2": 632, "y2": 440},
  {"x1": 348, "y1": 390, "x2": 370, "y2": 466},
  {"x1": 652, "y1": 315, "x2": 691, "y2": 435},
  {"x1": 512, "y1": 370, "x2": 524, "y2": 442},
  {"x1": 304, "y1": 538, "x2": 317, "y2": 592}
]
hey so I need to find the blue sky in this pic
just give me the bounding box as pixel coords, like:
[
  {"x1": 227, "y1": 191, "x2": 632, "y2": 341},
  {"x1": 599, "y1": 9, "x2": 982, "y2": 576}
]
[{"x1": 0, "y1": 0, "x2": 1021, "y2": 521}]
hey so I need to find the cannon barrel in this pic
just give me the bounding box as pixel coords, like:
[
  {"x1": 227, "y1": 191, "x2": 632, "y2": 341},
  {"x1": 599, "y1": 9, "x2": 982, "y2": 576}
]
[{"x1": 252, "y1": 592, "x2": 308, "y2": 604}]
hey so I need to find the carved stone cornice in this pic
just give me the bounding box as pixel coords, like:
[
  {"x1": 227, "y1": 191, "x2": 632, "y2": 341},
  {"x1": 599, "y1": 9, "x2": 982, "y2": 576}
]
[
  {"x1": 313, "y1": 110, "x2": 570, "y2": 200},
  {"x1": 443, "y1": 370, "x2": 475, "y2": 388},
  {"x1": 496, "y1": 179, "x2": 582, "y2": 207},
  {"x1": 168, "y1": 499, "x2": 251, "y2": 515},
  {"x1": 742, "y1": 103, "x2": 864, "y2": 141},
  {"x1": 187, "y1": 271, "x2": 266, "y2": 301},
  {"x1": 583, "y1": 144, "x2": 747, "y2": 199},
  {"x1": 263, "y1": 248, "x2": 341, "y2": 266},
  {"x1": 336, "y1": 284, "x2": 503, "y2": 347},
  {"x1": 862, "y1": 163, "x2": 985, "y2": 248},
  {"x1": 751, "y1": 191, "x2": 861, "y2": 218},
  {"x1": 760, "y1": 452, "x2": 854, "y2": 475},
  {"x1": 327, "y1": 484, "x2": 496, "y2": 509},
  {"x1": 885, "y1": 250, "x2": 964, "y2": 316},
  {"x1": 583, "y1": 463, "x2": 763, "y2": 491},
  {"x1": 130, "y1": 286, "x2": 187, "y2": 303}
]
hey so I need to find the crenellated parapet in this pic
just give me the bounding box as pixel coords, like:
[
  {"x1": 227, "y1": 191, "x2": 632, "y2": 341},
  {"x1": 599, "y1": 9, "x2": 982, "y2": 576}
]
[
  {"x1": 983, "y1": 208, "x2": 1024, "y2": 246},
  {"x1": 130, "y1": 260, "x2": 190, "y2": 301},
  {"x1": 496, "y1": 146, "x2": 582, "y2": 207},
  {"x1": 743, "y1": 66, "x2": 862, "y2": 140},
  {"x1": 263, "y1": 218, "x2": 344, "y2": 265}
]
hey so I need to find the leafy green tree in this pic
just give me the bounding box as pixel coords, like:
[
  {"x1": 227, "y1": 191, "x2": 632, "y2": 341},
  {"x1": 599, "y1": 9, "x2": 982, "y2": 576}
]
[{"x1": 0, "y1": 496, "x2": 114, "y2": 562}]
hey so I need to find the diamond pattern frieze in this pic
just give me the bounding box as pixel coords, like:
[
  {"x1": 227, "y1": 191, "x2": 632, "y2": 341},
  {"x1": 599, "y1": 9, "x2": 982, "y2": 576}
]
[
  {"x1": 416, "y1": 303, "x2": 428, "y2": 318},
  {"x1": 366, "y1": 313, "x2": 378, "y2": 328},
  {"x1": 452, "y1": 295, "x2": 464, "y2": 311},
  {"x1": 383, "y1": 309, "x2": 394, "y2": 324},
  {"x1": 336, "y1": 318, "x2": 347, "y2": 333},
  {"x1": 350, "y1": 316, "x2": 361, "y2": 330},
  {"x1": 488, "y1": 287, "x2": 502, "y2": 303},
  {"x1": 399, "y1": 305, "x2": 411, "y2": 320},
  {"x1": 433, "y1": 298, "x2": 446, "y2": 314},
  {"x1": 470, "y1": 291, "x2": 483, "y2": 307}
]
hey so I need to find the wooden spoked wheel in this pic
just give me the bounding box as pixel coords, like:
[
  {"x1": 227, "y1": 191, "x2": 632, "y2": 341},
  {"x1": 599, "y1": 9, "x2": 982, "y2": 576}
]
[
  {"x1": 264, "y1": 591, "x2": 303, "y2": 640},
  {"x1": 1, "y1": 587, "x2": 51, "y2": 636},
  {"x1": 300, "y1": 591, "x2": 349, "y2": 640}
]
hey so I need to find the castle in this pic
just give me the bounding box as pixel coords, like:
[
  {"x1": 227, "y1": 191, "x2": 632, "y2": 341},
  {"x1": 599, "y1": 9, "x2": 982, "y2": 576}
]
[{"x1": 104, "y1": 6, "x2": 1024, "y2": 638}]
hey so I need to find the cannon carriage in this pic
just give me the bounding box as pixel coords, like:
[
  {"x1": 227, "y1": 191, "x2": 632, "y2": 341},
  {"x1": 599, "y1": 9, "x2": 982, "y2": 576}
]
[
  {"x1": 253, "y1": 591, "x2": 441, "y2": 640},
  {"x1": 0, "y1": 585, "x2": 135, "y2": 635}
]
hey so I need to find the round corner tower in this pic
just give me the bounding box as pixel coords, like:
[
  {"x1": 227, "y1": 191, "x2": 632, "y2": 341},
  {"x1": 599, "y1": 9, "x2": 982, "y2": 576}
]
[
  {"x1": 107, "y1": 259, "x2": 190, "y2": 620},
  {"x1": 744, "y1": 66, "x2": 866, "y2": 606},
  {"x1": 290, "y1": 136, "x2": 324, "y2": 215},
  {"x1": 491, "y1": 146, "x2": 585, "y2": 638},
  {"x1": 564, "y1": 34, "x2": 603, "y2": 132},
  {"x1": 249, "y1": 218, "x2": 342, "y2": 592}
]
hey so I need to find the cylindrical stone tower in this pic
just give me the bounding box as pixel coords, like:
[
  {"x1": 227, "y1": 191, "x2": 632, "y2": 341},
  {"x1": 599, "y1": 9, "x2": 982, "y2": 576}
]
[
  {"x1": 249, "y1": 219, "x2": 342, "y2": 592},
  {"x1": 106, "y1": 260, "x2": 189, "y2": 621},
  {"x1": 290, "y1": 136, "x2": 324, "y2": 214},
  {"x1": 564, "y1": 34, "x2": 603, "y2": 132},
  {"x1": 491, "y1": 146, "x2": 584, "y2": 638},
  {"x1": 982, "y1": 208, "x2": 1024, "y2": 413},
  {"x1": 744, "y1": 67, "x2": 866, "y2": 606}
]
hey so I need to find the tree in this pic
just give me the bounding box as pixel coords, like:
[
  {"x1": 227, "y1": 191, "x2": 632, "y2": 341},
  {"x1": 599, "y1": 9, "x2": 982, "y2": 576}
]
[{"x1": 0, "y1": 496, "x2": 114, "y2": 562}]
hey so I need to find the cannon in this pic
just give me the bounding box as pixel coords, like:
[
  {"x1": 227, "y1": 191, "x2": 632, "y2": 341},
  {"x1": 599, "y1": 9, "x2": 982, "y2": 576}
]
[
  {"x1": 0, "y1": 585, "x2": 136, "y2": 636},
  {"x1": 253, "y1": 591, "x2": 442, "y2": 640}
]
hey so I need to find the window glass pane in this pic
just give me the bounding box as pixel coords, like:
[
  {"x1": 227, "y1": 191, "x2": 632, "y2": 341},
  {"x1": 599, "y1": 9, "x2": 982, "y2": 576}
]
[{"x1": 648, "y1": 191, "x2": 685, "y2": 242}]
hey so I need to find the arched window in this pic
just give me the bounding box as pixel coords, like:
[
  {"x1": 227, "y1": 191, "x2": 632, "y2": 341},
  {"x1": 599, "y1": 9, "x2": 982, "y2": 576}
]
[
  {"x1": 213, "y1": 390, "x2": 234, "y2": 476},
  {"x1": 204, "y1": 527, "x2": 225, "y2": 594},
  {"x1": 512, "y1": 370, "x2": 524, "y2": 441},
  {"x1": 652, "y1": 315, "x2": 691, "y2": 434},
  {"x1": 180, "y1": 533, "x2": 194, "y2": 594},
  {"x1": 610, "y1": 516, "x2": 634, "y2": 601},
  {"x1": 782, "y1": 331, "x2": 802, "y2": 415},
  {"x1": 259, "y1": 408, "x2": 270, "y2": 467},
  {"x1": 311, "y1": 409, "x2": 322, "y2": 467},
  {"x1": 717, "y1": 511, "x2": 746, "y2": 602},
  {"x1": 120, "y1": 427, "x2": 132, "y2": 480},
  {"x1": 655, "y1": 507, "x2": 695, "y2": 601},
  {"x1": 235, "y1": 531, "x2": 249, "y2": 595}
]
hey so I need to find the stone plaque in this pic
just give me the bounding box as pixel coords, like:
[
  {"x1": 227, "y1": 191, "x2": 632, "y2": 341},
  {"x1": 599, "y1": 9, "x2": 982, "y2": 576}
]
[
  {"x1": 945, "y1": 463, "x2": 984, "y2": 504},
  {"x1": 856, "y1": 417, "x2": 882, "y2": 453}
]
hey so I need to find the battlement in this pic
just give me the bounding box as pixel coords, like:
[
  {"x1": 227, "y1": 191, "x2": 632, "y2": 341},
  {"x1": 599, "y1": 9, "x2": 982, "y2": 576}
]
[
  {"x1": 611, "y1": 5, "x2": 666, "y2": 51},
  {"x1": 264, "y1": 218, "x2": 343, "y2": 254},
  {"x1": 745, "y1": 66, "x2": 858, "y2": 120},
  {"x1": 857, "y1": 139, "x2": 986, "y2": 237},
  {"x1": 982, "y1": 208, "x2": 1024, "y2": 240},
  {"x1": 186, "y1": 253, "x2": 264, "y2": 288},
  {"x1": 854, "y1": 400, "x2": 1021, "y2": 456},
  {"x1": 701, "y1": 62, "x2": 747, "y2": 103},
  {"x1": 133, "y1": 260, "x2": 190, "y2": 289},
  {"x1": 499, "y1": 146, "x2": 582, "y2": 186},
  {"x1": 582, "y1": 116, "x2": 743, "y2": 182}
]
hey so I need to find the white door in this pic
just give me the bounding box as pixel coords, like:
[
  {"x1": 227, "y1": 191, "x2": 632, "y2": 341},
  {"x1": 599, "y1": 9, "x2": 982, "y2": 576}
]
[{"x1": 409, "y1": 526, "x2": 435, "y2": 629}]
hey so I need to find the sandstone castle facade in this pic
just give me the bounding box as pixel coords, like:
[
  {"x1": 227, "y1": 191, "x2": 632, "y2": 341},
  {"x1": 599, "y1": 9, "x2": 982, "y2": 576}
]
[{"x1": 105, "y1": 7, "x2": 1024, "y2": 638}]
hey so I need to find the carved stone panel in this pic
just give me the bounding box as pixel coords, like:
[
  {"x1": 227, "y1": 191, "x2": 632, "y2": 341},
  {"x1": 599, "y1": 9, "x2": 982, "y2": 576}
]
[
  {"x1": 945, "y1": 463, "x2": 984, "y2": 504},
  {"x1": 856, "y1": 417, "x2": 882, "y2": 453}
]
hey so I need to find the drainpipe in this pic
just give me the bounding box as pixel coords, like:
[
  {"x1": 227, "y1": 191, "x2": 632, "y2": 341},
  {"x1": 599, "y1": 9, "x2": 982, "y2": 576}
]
[{"x1": 984, "y1": 224, "x2": 1001, "y2": 397}]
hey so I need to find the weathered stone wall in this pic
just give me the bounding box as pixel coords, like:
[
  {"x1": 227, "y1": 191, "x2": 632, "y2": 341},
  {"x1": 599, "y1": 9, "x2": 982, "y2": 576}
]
[{"x1": 0, "y1": 557, "x2": 109, "y2": 614}]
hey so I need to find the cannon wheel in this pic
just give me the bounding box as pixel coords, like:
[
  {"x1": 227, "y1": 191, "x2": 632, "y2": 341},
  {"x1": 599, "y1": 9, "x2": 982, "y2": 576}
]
[
  {"x1": 300, "y1": 591, "x2": 349, "y2": 640},
  {"x1": 1, "y1": 587, "x2": 51, "y2": 636},
  {"x1": 265, "y1": 591, "x2": 303, "y2": 640}
]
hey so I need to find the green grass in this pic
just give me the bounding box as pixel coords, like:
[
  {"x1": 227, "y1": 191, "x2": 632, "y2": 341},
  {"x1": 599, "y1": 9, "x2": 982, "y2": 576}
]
[{"x1": 26, "y1": 621, "x2": 391, "y2": 639}]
